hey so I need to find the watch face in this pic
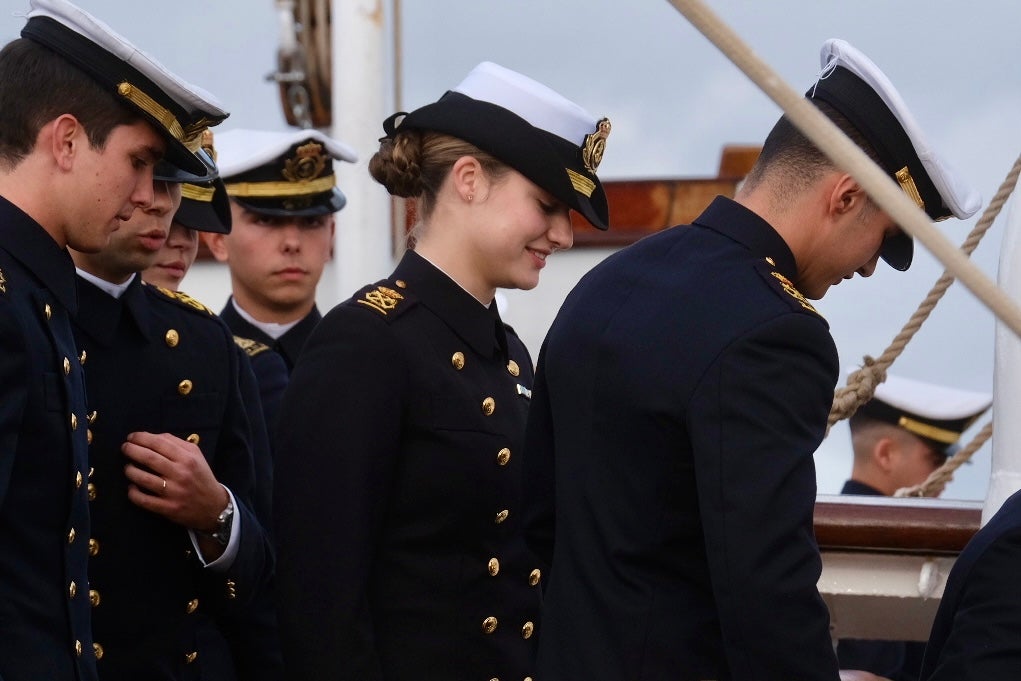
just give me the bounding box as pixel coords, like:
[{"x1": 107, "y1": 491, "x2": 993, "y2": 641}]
[{"x1": 212, "y1": 499, "x2": 234, "y2": 545}]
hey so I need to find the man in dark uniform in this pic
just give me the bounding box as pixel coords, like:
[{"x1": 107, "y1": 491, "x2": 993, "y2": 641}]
[
  {"x1": 837, "y1": 373, "x2": 991, "y2": 680},
  {"x1": 140, "y1": 131, "x2": 290, "y2": 463},
  {"x1": 141, "y1": 140, "x2": 287, "y2": 681},
  {"x1": 919, "y1": 487, "x2": 1021, "y2": 679},
  {"x1": 0, "y1": 1, "x2": 224, "y2": 679},
  {"x1": 69, "y1": 147, "x2": 275, "y2": 678},
  {"x1": 203, "y1": 129, "x2": 357, "y2": 376},
  {"x1": 524, "y1": 39, "x2": 980, "y2": 680}
]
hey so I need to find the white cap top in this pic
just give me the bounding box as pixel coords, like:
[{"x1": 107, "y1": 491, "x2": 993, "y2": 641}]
[
  {"x1": 25, "y1": 0, "x2": 226, "y2": 118},
  {"x1": 872, "y1": 373, "x2": 992, "y2": 422},
  {"x1": 214, "y1": 128, "x2": 358, "y2": 178},
  {"x1": 453, "y1": 61, "x2": 597, "y2": 147},
  {"x1": 820, "y1": 39, "x2": 980, "y2": 220}
]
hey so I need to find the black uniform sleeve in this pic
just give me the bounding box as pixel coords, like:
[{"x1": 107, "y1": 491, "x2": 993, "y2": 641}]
[
  {"x1": 0, "y1": 299, "x2": 26, "y2": 505},
  {"x1": 273, "y1": 305, "x2": 408, "y2": 681},
  {"x1": 689, "y1": 311, "x2": 840, "y2": 681},
  {"x1": 922, "y1": 526, "x2": 1021, "y2": 680}
]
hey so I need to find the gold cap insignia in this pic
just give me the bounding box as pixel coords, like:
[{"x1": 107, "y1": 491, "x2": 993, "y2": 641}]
[
  {"x1": 770, "y1": 271, "x2": 818, "y2": 314},
  {"x1": 0, "y1": 267, "x2": 6, "y2": 294},
  {"x1": 357, "y1": 285, "x2": 405, "y2": 316},
  {"x1": 582, "y1": 118, "x2": 611, "y2": 174},
  {"x1": 283, "y1": 142, "x2": 328, "y2": 183}
]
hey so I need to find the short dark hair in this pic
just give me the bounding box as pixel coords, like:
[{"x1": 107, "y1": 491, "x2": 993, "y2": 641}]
[
  {"x1": 743, "y1": 99, "x2": 883, "y2": 199},
  {"x1": 0, "y1": 38, "x2": 139, "y2": 169}
]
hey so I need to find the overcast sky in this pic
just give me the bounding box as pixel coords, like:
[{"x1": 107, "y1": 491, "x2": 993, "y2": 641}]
[{"x1": 4, "y1": 1, "x2": 1020, "y2": 500}]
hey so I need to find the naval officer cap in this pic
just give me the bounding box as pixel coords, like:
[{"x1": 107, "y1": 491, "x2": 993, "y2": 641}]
[
  {"x1": 807, "y1": 39, "x2": 980, "y2": 271},
  {"x1": 857, "y1": 373, "x2": 992, "y2": 457},
  {"x1": 20, "y1": 0, "x2": 228, "y2": 178},
  {"x1": 154, "y1": 130, "x2": 231, "y2": 234},
  {"x1": 381, "y1": 61, "x2": 612, "y2": 230},
  {"x1": 215, "y1": 128, "x2": 358, "y2": 217}
]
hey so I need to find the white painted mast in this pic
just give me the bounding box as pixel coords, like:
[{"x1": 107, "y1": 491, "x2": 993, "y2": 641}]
[
  {"x1": 988, "y1": 179, "x2": 1021, "y2": 524},
  {"x1": 325, "y1": 0, "x2": 395, "y2": 304}
]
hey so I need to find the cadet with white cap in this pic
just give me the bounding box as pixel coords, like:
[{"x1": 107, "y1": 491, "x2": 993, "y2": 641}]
[
  {"x1": 838, "y1": 374, "x2": 992, "y2": 680},
  {"x1": 273, "y1": 60, "x2": 610, "y2": 681},
  {"x1": 0, "y1": 2, "x2": 226, "y2": 680},
  {"x1": 846, "y1": 373, "x2": 993, "y2": 495},
  {"x1": 521, "y1": 39, "x2": 978, "y2": 681},
  {"x1": 204, "y1": 128, "x2": 358, "y2": 387}
]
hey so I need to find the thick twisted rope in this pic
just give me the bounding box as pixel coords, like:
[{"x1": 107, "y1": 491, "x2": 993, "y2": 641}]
[{"x1": 894, "y1": 421, "x2": 994, "y2": 498}]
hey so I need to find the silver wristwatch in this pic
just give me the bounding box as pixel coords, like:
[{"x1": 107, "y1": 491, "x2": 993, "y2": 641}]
[{"x1": 210, "y1": 498, "x2": 234, "y2": 546}]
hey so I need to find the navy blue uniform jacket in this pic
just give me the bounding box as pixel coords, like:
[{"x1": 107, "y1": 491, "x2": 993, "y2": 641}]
[
  {"x1": 525, "y1": 196, "x2": 840, "y2": 681},
  {"x1": 219, "y1": 298, "x2": 310, "y2": 449},
  {"x1": 920, "y1": 488, "x2": 1021, "y2": 679},
  {"x1": 274, "y1": 250, "x2": 543, "y2": 681},
  {"x1": 73, "y1": 275, "x2": 273, "y2": 680},
  {"x1": 0, "y1": 197, "x2": 96, "y2": 681}
]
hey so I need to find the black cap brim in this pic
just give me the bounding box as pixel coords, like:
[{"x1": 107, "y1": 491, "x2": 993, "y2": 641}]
[
  {"x1": 231, "y1": 188, "x2": 347, "y2": 218},
  {"x1": 880, "y1": 231, "x2": 913, "y2": 271},
  {"x1": 174, "y1": 177, "x2": 231, "y2": 234}
]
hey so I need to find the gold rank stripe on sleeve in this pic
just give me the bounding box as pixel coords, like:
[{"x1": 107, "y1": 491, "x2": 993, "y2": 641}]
[
  {"x1": 769, "y1": 271, "x2": 819, "y2": 315},
  {"x1": 234, "y1": 336, "x2": 271, "y2": 358},
  {"x1": 357, "y1": 285, "x2": 405, "y2": 316}
]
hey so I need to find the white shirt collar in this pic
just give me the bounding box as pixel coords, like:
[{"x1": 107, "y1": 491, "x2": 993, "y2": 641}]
[
  {"x1": 231, "y1": 298, "x2": 299, "y2": 340},
  {"x1": 76, "y1": 269, "x2": 135, "y2": 299}
]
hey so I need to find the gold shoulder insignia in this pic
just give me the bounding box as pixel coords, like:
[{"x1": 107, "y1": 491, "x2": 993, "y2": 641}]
[
  {"x1": 770, "y1": 271, "x2": 818, "y2": 314},
  {"x1": 234, "y1": 335, "x2": 271, "y2": 358},
  {"x1": 357, "y1": 285, "x2": 405, "y2": 316},
  {"x1": 154, "y1": 286, "x2": 215, "y2": 315},
  {"x1": 0, "y1": 267, "x2": 6, "y2": 294}
]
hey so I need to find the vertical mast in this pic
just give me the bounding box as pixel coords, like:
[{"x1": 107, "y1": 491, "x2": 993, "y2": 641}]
[{"x1": 326, "y1": 0, "x2": 394, "y2": 302}]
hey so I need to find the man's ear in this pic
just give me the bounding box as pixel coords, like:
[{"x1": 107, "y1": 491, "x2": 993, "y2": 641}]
[
  {"x1": 828, "y1": 172, "x2": 868, "y2": 219},
  {"x1": 49, "y1": 114, "x2": 83, "y2": 171},
  {"x1": 202, "y1": 232, "x2": 229, "y2": 262},
  {"x1": 873, "y1": 436, "x2": 898, "y2": 473}
]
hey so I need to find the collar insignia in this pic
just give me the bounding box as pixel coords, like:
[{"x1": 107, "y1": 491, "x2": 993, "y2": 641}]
[
  {"x1": 155, "y1": 286, "x2": 215, "y2": 315},
  {"x1": 357, "y1": 285, "x2": 405, "y2": 316},
  {"x1": 283, "y1": 142, "x2": 328, "y2": 183},
  {"x1": 582, "y1": 118, "x2": 611, "y2": 174},
  {"x1": 770, "y1": 271, "x2": 818, "y2": 314}
]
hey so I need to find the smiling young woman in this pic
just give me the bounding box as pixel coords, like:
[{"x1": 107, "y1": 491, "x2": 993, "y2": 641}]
[{"x1": 272, "y1": 61, "x2": 610, "y2": 681}]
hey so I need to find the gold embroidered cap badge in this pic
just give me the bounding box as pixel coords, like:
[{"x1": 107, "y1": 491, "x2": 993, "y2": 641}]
[
  {"x1": 582, "y1": 118, "x2": 611, "y2": 174},
  {"x1": 282, "y1": 142, "x2": 328, "y2": 183}
]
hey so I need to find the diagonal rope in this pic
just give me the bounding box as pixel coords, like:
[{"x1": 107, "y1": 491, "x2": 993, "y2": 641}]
[{"x1": 895, "y1": 421, "x2": 994, "y2": 498}]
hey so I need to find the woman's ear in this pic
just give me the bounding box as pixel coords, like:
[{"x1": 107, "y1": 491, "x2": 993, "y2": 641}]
[{"x1": 450, "y1": 155, "x2": 487, "y2": 203}]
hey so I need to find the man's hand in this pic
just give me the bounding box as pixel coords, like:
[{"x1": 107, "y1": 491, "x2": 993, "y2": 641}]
[{"x1": 122, "y1": 431, "x2": 228, "y2": 533}]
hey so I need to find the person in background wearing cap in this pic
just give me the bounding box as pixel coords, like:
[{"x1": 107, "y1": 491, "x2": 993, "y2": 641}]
[
  {"x1": 69, "y1": 149, "x2": 275, "y2": 679},
  {"x1": 203, "y1": 129, "x2": 357, "y2": 391},
  {"x1": 836, "y1": 374, "x2": 991, "y2": 681},
  {"x1": 0, "y1": 1, "x2": 225, "y2": 679},
  {"x1": 521, "y1": 39, "x2": 980, "y2": 681},
  {"x1": 272, "y1": 61, "x2": 610, "y2": 680}
]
